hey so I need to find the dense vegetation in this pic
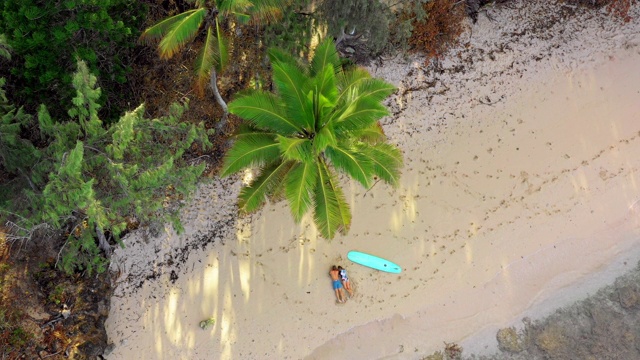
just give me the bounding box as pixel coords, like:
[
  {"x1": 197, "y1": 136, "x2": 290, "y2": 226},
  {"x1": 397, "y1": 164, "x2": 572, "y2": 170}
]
[
  {"x1": 0, "y1": 0, "x2": 145, "y2": 121},
  {"x1": 0, "y1": 0, "x2": 633, "y2": 357},
  {"x1": 139, "y1": 0, "x2": 288, "y2": 131},
  {"x1": 1, "y1": 0, "x2": 479, "y2": 276},
  {"x1": 1, "y1": 57, "x2": 211, "y2": 275}
]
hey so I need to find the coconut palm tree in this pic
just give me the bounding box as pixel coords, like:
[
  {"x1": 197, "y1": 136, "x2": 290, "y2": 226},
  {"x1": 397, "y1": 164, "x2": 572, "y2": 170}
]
[
  {"x1": 140, "y1": 0, "x2": 282, "y2": 130},
  {"x1": 220, "y1": 39, "x2": 402, "y2": 239}
]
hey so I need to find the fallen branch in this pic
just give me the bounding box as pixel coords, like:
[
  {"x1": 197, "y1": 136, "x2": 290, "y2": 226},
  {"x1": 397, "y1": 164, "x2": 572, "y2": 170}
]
[{"x1": 362, "y1": 178, "x2": 382, "y2": 198}]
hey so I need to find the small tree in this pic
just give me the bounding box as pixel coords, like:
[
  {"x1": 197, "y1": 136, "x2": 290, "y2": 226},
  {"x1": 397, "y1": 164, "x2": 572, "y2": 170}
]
[
  {"x1": 1, "y1": 60, "x2": 212, "y2": 274},
  {"x1": 140, "y1": 0, "x2": 285, "y2": 131},
  {"x1": 221, "y1": 40, "x2": 402, "y2": 239}
]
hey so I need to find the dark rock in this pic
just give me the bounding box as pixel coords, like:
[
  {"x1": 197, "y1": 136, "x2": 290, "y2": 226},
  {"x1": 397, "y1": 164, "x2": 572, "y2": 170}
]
[
  {"x1": 103, "y1": 343, "x2": 115, "y2": 356},
  {"x1": 98, "y1": 300, "x2": 109, "y2": 317},
  {"x1": 76, "y1": 337, "x2": 108, "y2": 358}
]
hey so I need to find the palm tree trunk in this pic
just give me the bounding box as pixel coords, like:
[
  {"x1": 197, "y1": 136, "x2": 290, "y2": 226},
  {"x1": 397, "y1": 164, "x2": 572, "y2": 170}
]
[{"x1": 209, "y1": 69, "x2": 228, "y2": 131}]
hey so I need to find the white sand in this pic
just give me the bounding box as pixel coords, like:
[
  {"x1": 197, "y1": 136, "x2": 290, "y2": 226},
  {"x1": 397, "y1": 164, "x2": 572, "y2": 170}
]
[{"x1": 105, "y1": 1, "x2": 640, "y2": 359}]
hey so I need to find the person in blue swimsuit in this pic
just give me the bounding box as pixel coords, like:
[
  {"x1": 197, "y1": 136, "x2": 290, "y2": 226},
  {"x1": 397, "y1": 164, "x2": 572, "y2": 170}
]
[{"x1": 330, "y1": 265, "x2": 346, "y2": 303}]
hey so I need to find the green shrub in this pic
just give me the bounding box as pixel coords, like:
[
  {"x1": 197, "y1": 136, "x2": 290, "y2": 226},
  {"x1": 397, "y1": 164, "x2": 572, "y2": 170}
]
[
  {"x1": 0, "y1": 0, "x2": 145, "y2": 121},
  {"x1": 1, "y1": 60, "x2": 212, "y2": 275},
  {"x1": 48, "y1": 285, "x2": 65, "y2": 305},
  {"x1": 8, "y1": 326, "x2": 30, "y2": 348},
  {"x1": 199, "y1": 317, "x2": 215, "y2": 330}
]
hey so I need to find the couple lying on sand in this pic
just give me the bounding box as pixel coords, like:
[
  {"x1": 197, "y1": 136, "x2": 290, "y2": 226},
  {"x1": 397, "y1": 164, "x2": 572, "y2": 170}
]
[{"x1": 330, "y1": 265, "x2": 353, "y2": 303}]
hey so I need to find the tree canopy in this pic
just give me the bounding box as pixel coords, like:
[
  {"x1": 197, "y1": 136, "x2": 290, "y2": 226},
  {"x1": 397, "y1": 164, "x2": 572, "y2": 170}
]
[
  {"x1": 1, "y1": 60, "x2": 211, "y2": 274},
  {"x1": 221, "y1": 39, "x2": 402, "y2": 239},
  {"x1": 0, "y1": 0, "x2": 144, "y2": 121}
]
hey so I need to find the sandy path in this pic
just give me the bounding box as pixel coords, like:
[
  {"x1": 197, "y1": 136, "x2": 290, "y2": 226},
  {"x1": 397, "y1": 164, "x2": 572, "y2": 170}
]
[{"x1": 105, "y1": 1, "x2": 640, "y2": 359}]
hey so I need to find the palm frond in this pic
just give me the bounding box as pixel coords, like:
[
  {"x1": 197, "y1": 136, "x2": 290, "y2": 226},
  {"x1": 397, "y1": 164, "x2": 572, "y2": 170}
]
[
  {"x1": 277, "y1": 135, "x2": 312, "y2": 162},
  {"x1": 219, "y1": 0, "x2": 253, "y2": 14},
  {"x1": 219, "y1": 0, "x2": 282, "y2": 24},
  {"x1": 139, "y1": 10, "x2": 196, "y2": 45},
  {"x1": 214, "y1": 19, "x2": 229, "y2": 72},
  {"x1": 285, "y1": 162, "x2": 318, "y2": 222},
  {"x1": 272, "y1": 63, "x2": 315, "y2": 132},
  {"x1": 348, "y1": 123, "x2": 386, "y2": 144},
  {"x1": 358, "y1": 143, "x2": 403, "y2": 186},
  {"x1": 326, "y1": 162, "x2": 351, "y2": 236},
  {"x1": 194, "y1": 26, "x2": 219, "y2": 96},
  {"x1": 268, "y1": 47, "x2": 306, "y2": 71},
  {"x1": 313, "y1": 161, "x2": 351, "y2": 239},
  {"x1": 229, "y1": 91, "x2": 301, "y2": 135},
  {"x1": 345, "y1": 77, "x2": 397, "y2": 104},
  {"x1": 269, "y1": 52, "x2": 314, "y2": 131},
  {"x1": 220, "y1": 133, "x2": 280, "y2": 177},
  {"x1": 313, "y1": 66, "x2": 338, "y2": 111},
  {"x1": 329, "y1": 69, "x2": 393, "y2": 127},
  {"x1": 155, "y1": 8, "x2": 207, "y2": 59},
  {"x1": 313, "y1": 124, "x2": 337, "y2": 154},
  {"x1": 249, "y1": 0, "x2": 286, "y2": 24},
  {"x1": 268, "y1": 178, "x2": 287, "y2": 203},
  {"x1": 310, "y1": 39, "x2": 341, "y2": 77},
  {"x1": 238, "y1": 160, "x2": 295, "y2": 212},
  {"x1": 234, "y1": 12, "x2": 252, "y2": 24},
  {"x1": 233, "y1": 123, "x2": 280, "y2": 139},
  {"x1": 335, "y1": 67, "x2": 371, "y2": 93},
  {"x1": 332, "y1": 78, "x2": 396, "y2": 129},
  {"x1": 325, "y1": 145, "x2": 373, "y2": 188},
  {"x1": 334, "y1": 102, "x2": 388, "y2": 132}
]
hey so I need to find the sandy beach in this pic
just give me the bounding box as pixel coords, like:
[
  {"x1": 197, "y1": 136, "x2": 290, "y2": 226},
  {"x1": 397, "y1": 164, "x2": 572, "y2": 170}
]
[{"x1": 105, "y1": 1, "x2": 640, "y2": 359}]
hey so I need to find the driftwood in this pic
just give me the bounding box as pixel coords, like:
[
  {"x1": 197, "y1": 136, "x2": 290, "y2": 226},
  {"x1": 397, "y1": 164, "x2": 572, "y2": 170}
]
[{"x1": 95, "y1": 225, "x2": 111, "y2": 256}]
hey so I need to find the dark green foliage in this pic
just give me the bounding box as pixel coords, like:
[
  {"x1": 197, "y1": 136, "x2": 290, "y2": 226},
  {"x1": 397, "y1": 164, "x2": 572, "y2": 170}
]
[
  {"x1": 0, "y1": 78, "x2": 38, "y2": 175},
  {"x1": 262, "y1": 0, "x2": 315, "y2": 57},
  {"x1": 318, "y1": 0, "x2": 392, "y2": 56},
  {"x1": 1, "y1": 60, "x2": 212, "y2": 275},
  {"x1": 0, "y1": 36, "x2": 40, "y2": 206},
  {"x1": 0, "y1": 76, "x2": 40, "y2": 206},
  {"x1": 0, "y1": 34, "x2": 10, "y2": 60},
  {"x1": 0, "y1": 0, "x2": 145, "y2": 121}
]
